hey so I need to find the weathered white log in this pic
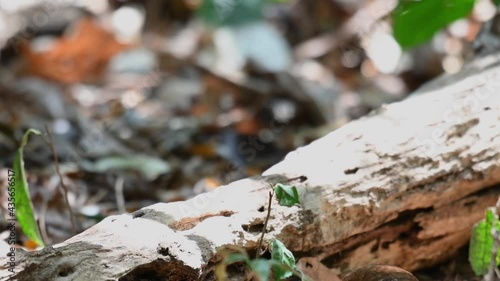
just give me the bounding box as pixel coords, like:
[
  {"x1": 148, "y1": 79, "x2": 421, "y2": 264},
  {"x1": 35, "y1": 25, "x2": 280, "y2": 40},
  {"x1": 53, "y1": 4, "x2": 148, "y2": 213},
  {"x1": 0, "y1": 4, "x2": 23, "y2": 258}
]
[{"x1": 1, "y1": 54, "x2": 499, "y2": 280}]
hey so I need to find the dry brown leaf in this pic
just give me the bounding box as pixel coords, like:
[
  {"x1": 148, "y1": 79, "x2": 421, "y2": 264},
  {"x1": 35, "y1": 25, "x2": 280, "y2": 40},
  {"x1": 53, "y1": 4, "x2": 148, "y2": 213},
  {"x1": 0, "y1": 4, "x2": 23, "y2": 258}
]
[{"x1": 21, "y1": 17, "x2": 127, "y2": 84}]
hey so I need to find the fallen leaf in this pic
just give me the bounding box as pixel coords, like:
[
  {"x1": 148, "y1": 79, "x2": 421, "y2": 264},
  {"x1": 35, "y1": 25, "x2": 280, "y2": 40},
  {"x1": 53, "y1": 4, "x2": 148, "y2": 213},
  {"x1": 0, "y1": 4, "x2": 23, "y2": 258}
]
[{"x1": 21, "y1": 17, "x2": 127, "y2": 83}]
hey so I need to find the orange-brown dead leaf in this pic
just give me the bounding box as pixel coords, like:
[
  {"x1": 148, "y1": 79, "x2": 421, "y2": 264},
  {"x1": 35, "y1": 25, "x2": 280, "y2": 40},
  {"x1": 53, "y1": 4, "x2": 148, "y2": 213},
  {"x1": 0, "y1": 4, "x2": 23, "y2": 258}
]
[{"x1": 21, "y1": 17, "x2": 127, "y2": 84}]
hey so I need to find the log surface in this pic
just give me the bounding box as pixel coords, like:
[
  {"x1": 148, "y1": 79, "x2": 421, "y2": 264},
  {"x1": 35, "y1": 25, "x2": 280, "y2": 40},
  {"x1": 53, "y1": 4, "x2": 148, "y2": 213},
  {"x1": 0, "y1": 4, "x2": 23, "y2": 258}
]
[{"x1": 1, "y1": 54, "x2": 500, "y2": 280}]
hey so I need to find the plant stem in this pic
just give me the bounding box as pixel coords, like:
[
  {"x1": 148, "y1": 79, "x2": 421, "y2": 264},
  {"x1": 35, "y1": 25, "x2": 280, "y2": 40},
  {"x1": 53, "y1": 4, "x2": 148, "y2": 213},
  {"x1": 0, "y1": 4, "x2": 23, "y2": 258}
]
[{"x1": 256, "y1": 190, "x2": 274, "y2": 259}]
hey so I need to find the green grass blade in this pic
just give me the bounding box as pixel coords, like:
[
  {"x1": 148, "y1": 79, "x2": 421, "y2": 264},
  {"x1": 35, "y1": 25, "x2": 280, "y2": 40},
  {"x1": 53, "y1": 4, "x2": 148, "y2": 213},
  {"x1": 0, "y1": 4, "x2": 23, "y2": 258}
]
[{"x1": 13, "y1": 129, "x2": 45, "y2": 247}]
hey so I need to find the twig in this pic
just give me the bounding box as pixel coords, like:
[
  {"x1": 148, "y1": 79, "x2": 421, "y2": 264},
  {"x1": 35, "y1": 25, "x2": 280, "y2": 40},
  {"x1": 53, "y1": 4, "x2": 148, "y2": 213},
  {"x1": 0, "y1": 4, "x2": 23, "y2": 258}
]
[
  {"x1": 39, "y1": 199, "x2": 49, "y2": 245},
  {"x1": 268, "y1": 176, "x2": 307, "y2": 188},
  {"x1": 44, "y1": 124, "x2": 76, "y2": 235},
  {"x1": 256, "y1": 190, "x2": 274, "y2": 259},
  {"x1": 254, "y1": 179, "x2": 304, "y2": 259}
]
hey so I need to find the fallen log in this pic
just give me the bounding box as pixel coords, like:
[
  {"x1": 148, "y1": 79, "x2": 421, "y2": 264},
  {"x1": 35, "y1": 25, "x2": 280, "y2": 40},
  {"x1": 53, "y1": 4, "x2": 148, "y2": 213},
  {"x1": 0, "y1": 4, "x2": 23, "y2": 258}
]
[{"x1": 1, "y1": 54, "x2": 500, "y2": 280}]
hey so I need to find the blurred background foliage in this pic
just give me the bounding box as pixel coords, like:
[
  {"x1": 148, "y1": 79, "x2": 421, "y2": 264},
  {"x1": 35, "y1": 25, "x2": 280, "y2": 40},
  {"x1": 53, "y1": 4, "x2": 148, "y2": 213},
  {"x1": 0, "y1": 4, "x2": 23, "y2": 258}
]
[{"x1": 0, "y1": 3, "x2": 497, "y2": 278}]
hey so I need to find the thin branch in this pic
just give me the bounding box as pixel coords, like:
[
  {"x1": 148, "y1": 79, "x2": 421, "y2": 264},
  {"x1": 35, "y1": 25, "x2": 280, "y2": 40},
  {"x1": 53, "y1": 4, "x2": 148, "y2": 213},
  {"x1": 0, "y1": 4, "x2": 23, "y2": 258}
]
[
  {"x1": 256, "y1": 190, "x2": 274, "y2": 259},
  {"x1": 44, "y1": 124, "x2": 76, "y2": 235},
  {"x1": 38, "y1": 199, "x2": 50, "y2": 245}
]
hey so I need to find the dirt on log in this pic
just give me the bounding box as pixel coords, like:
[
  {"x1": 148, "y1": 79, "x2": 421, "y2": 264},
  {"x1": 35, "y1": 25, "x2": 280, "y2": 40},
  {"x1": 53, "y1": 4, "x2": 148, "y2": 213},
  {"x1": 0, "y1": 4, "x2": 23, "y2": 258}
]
[{"x1": 1, "y1": 55, "x2": 500, "y2": 281}]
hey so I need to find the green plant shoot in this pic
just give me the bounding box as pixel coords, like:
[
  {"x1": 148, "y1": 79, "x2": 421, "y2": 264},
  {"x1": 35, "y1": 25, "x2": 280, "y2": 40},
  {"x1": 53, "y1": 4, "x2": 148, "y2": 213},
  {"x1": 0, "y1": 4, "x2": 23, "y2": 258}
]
[{"x1": 13, "y1": 129, "x2": 45, "y2": 247}]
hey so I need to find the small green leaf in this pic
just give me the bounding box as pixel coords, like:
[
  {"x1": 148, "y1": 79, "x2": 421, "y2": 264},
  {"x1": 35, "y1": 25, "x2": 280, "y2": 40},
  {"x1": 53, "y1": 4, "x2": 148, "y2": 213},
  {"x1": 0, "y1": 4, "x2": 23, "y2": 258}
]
[
  {"x1": 274, "y1": 183, "x2": 300, "y2": 207},
  {"x1": 494, "y1": 0, "x2": 500, "y2": 6},
  {"x1": 249, "y1": 259, "x2": 271, "y2": 281},
  {"x1": 13, "y1": 129, "x2": 45, "y2": 247},
  {"x1": 271, "y1": 239, "x2": 295, "y2": 280},
  {"x1": 469, "y1": 208, "x2": 500, "y2": 276},
  {"x1": 393, "y1": 0, "x2": 475, "y2": 48}
]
